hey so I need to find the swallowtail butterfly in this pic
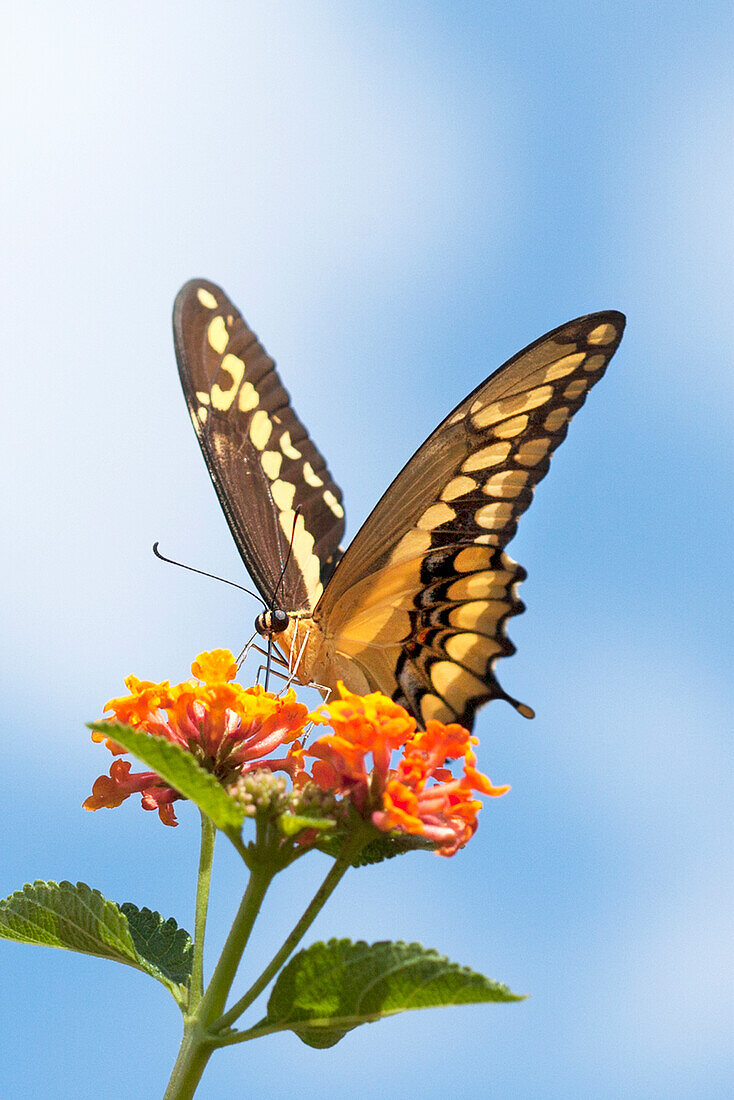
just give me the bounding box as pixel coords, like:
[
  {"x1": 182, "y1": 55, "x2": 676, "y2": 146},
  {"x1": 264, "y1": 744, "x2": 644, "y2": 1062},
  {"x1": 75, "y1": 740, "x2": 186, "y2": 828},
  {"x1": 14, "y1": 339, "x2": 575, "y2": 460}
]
[{"x1": 173, "y1": 280, "x2": 624, "y2": 730}]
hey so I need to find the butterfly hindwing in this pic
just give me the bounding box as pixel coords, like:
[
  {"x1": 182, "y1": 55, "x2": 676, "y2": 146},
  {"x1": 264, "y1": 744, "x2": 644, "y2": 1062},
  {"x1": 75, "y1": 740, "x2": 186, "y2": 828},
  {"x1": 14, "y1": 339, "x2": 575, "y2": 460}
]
[
  {"x1": 173, "y1": 280, "x2": 345, "y2": 611},
  {"x1": 313, "y1": 311, "x2": 625, "y2": 729}
]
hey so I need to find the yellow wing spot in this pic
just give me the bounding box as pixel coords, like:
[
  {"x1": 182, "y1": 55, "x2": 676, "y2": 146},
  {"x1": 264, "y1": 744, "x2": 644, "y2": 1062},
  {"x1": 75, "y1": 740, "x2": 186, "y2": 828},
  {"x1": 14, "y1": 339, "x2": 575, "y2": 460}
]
[
  {"x1": 207, "y1": 316, "x2": 228, "y2": 354},
  {"x1": 417, "y1": 502, "x2": 456, "y2": 531},
  {"x1": 271, "y1": 478, "x2": 296, "y2": 511},
  {"x1": 196, "y1": 287, "x2": 218, "y2": 309},
  {"x1": 476, "y1": 501, "x2": 515, "y2": 530},
  {"x1": 238, "y1": 380, "x2": 259, "y2": 412},
  {"x1": 472, "y1": 385, "x2": 553, "y2": 429},
  {"x1": 249, "y1": 409, "x2": 273, "y2": 450},
  {"x1": 447, "y1": 410, "x2": 465, "y2": 426},
  {"x1": 449, "y1": 600, "x2": 509, "y2": 632},
  {"x1": 583, "y1": 353, "x2": 607, "y2": 373},
  {"x1": 462, "y1": 441, "x2": 512, "y2": 472},
  {"x1": 563, "y1": 378, "x2": 589, "y2": 400},
  {"x1": 501, "y1": 352, "x2": 584, "y2": 397},
  {"x1": 448, "y1": 572, "x2": 513, "y2": 600},
  {"x1": 587, "y1": 322, "x2": 617, "y2": 345},
  {"x1": 430, "y1": 661, "x2": 486, "y2": 710},
  {"x1": 279, "y1": 510, "x2": 322, "y2": 602},
  {"x1": 441, "y1": 475, "x2": 477, "y2": 501},
  {"x1": 498, "y1": 383, "x2": 554, "y2": 415},
  {"x1": 420, "y1": 693, "x2": 454, "y2": 724},
  {"x1": 492, "y1": 414, "x2": 529, "y2": 439},
  {"x1": 280, "y1": 431, "x2": 302, "y2": 460},
  {"x1": 303, "y1": 461, "x2": 324, "y2": 488},
  {"x1": 261, "y1": 450, "x2": 282, "y2": 480},
  {"x1": 544, "y1": 406, "x2": 569, "y2": 432},
  {"x1": 470, "y1": 397, "x2": 485, "y2": 415},
  {"x1": 389, "y1": 528, "x2": 432, "y2": 566},
  {"x1": 515, "y1": 437, "x2": 551, "y2": 465},
  {"x1": 211, "y1": 354, "x2": 245, "y2": 411},
  {"x1": 198, "y1": 406, "x2": 208, "y2": 424},
  {"x1": 482, "y1": 469, "x2": 530, "y2": 497},
  {"x1": 195, "y1": 391, "x2": 210, "y2": 406},
  {"x1": 473, "y1": 533, "x2": 500, "y2": 545},
  {"x1": 323, "y1": 489, "x2": 344, "y2": 519},
  {"x1": 541, "y1": 351, "x2": 586, "y2": 381},
  {"x1": 445, "y1": 632, "x2": 496, "y2": 675},
  {"x1": 453, "y1": 545, "x2": 494, "y2": 573}
]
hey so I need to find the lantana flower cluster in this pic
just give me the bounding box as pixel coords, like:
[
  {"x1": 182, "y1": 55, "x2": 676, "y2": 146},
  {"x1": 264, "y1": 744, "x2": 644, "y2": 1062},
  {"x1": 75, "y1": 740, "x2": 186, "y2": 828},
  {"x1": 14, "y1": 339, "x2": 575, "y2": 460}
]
[{"x1": 85, "y1": 650, "x2": 508, "y2": 855}]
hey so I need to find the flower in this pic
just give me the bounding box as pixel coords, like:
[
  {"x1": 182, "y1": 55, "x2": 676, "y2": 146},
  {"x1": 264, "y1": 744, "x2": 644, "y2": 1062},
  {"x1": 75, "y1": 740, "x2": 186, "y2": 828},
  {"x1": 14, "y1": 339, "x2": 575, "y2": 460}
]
[
  {"x1": 84, "y1": 650, "x2": 309, "y2": 825},
  {"x1": 304, "y1": 684, "x2": 509, "y2": 856},
  {"x1": 374, "y1": 722, "x2": 509, "y2": 856},
  {"x1": 306, "y1": 688, "x2": 416, "y2": 813},
  {"x1": 86, "y1": 660, "x2": 508, "y2": 852}
]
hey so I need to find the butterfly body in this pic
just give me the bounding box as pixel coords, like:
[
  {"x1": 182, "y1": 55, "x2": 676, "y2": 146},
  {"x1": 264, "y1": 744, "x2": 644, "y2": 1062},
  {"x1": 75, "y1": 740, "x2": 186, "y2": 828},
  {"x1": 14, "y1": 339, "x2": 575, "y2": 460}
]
[{"x1": 174, "y1": 279, "x2": 624, "y2": 730}]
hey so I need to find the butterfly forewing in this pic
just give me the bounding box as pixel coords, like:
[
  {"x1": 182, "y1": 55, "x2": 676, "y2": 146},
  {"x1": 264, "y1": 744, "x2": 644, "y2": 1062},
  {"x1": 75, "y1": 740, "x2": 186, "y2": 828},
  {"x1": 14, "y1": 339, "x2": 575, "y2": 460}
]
[
  {"x1": 314, "y1": 311, "x2": 625, "y2": 729},
  {"x1": 173, "y1": 280, "x2": 346, "y2": 611}
]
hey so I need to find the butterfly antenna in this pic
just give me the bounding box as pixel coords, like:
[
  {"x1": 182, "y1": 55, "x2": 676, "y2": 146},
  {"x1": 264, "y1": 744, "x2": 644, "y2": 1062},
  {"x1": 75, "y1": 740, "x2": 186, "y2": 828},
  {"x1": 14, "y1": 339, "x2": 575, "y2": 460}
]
[{"x1": 152, "y1": 542, "x2": 267, "y2": 608}]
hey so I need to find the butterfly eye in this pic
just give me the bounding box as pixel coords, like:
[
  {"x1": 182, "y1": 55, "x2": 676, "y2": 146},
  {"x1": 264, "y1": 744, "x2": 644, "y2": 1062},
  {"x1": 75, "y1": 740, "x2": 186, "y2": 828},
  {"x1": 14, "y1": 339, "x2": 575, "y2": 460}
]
[{"x1": 255, "y1": 609, "x2": 290, "y2": 637}]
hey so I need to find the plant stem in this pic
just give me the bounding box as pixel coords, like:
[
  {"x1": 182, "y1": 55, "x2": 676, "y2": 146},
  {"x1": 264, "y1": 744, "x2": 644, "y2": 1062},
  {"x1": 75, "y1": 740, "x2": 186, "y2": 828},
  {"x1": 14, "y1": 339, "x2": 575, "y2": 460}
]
[
  {"x1": 199, "y1": 860, "x2": 273, "y2": 1023},
  {"x1": 210, "y1": 827, "x2": 368, "y2": 1033},
  {"x1": 161, "y1": 1021, "x2": 213, "y2": 1100},
  {"x1": 163, "y1": 860, "x2": 273, "y2": 1099},
  {"x1": 189, "y1": 812, "x2": 216, "y2": 1006}
]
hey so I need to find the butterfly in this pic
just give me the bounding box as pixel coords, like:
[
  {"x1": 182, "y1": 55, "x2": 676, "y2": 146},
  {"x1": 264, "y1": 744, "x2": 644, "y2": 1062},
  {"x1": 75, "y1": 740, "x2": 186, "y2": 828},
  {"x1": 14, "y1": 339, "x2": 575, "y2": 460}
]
[{"x1": 173, "y1": 279, "x2": 624, "y2": 731}]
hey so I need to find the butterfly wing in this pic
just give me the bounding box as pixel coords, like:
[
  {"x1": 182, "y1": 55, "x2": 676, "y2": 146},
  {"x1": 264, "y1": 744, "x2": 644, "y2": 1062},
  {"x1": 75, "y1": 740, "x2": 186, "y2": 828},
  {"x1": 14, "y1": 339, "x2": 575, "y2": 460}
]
[
  {"x1": 313, "y1": 311, "x2": 625, "y2": 729},
  {"x1": 173, "y1": 279, "x2": 345, "y2": 610}
]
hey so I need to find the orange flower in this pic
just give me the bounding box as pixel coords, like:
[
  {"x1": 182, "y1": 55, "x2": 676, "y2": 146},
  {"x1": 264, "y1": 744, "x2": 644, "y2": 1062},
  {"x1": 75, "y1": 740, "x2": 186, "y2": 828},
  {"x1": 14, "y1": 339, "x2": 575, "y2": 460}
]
[
  {"x1": 374, "y1": 722, "x2": 509, "y2": 857},
  {"x1": 305, "y1": 686, "x2": 508, "y2": 856},
  {"x1": 86, "y1": 662, "x2": 507, "y2": 852},
  {"x1": 84, "y1": 651, "x2": 309, "y2": 825},
  {"x1": 306, "y1": 685, "x2": 416, "y2": 812}
]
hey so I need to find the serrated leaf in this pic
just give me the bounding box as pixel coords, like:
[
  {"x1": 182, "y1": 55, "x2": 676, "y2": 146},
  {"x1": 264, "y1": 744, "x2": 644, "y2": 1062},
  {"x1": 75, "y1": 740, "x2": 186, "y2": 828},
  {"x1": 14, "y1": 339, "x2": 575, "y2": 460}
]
[
  {"x1": 119, "y1": 903, "x2": 192, "y2": 985},
  {"x1": 262, "y1": 938, "x2": 523, "y2": 1047},
  {"x1": 88, "y1": 721, "x2": 245, "y2": 833},
  {"x1": 0, "y1": 881, "x2": 189, "y2": 998},
  {"x1": 316, "y1": 830, "x2": 438, "y2": 866}
]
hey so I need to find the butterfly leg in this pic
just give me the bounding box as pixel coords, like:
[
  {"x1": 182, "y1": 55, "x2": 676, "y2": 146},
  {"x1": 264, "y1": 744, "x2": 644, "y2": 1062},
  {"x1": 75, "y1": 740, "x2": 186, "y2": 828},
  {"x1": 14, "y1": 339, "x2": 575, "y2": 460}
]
[
  {"x1": 235, "y1": 632, "x2": 258, "y2": 668},
  {"x1": 237, "y1": 633, "x2": 289, "y2": 671},
  {"x1": 255, "y1": 663, "x2": 295, "y2": 687},
  {"x1": 283, "y1": 624, "x2": 309, "y2": 688},
  {"x1": 281, "y1": 624, "x2": 332, "y2": 701}
]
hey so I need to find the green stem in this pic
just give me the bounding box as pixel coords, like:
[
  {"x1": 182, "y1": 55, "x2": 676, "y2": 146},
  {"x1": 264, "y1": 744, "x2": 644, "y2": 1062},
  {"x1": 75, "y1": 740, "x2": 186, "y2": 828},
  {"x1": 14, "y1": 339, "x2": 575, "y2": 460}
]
[
  {"x1": 189, "y1": 813, "x2": 216, "y2": 1006},
  {"x1": 161, "y1": 1021, "x2": 213, "y2": 1100},
  {"x1": 211, "y1": 826, "x2": 368, "y2": 1033},
  {"x1": 163, "y1": 859, "x2": 274, "y2": 1099},
  {"x1": 199, "y1": 860, "x2": 273, "y2": 1023}
]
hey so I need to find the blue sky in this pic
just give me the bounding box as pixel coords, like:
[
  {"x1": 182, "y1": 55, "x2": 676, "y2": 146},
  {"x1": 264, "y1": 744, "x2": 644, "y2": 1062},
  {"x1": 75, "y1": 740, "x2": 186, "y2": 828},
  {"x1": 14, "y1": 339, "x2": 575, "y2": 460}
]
[{"x1": 1, "y1": 3, "x2": 732, "y2": 1097}]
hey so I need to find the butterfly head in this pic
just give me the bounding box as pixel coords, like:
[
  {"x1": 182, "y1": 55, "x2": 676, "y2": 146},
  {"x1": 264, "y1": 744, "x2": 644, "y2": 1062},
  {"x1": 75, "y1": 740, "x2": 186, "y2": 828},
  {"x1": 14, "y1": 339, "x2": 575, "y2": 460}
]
[{"x1": 255, "y1": 609, "x2": 290, "y2": 638}]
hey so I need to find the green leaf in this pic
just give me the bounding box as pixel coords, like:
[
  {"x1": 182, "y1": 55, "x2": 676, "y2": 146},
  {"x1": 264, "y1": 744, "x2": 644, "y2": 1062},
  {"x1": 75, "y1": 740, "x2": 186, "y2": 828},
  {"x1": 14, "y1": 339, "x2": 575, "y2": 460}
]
[
  {"x1": 262, "y1": 938, "x2": 524, "y2": 1047},
  {"x1": 119, "y1": 903, "x2": 193, "y2": 985},
  {"x1": 88, "y1": 721, "x2": 245, "y2": 833},
  {"x1": 316, "y1": 830, "x2": 438, "y2": 866},
  {"x1": 0, "y1": 881, "x2": 191, "y2": 999}
]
